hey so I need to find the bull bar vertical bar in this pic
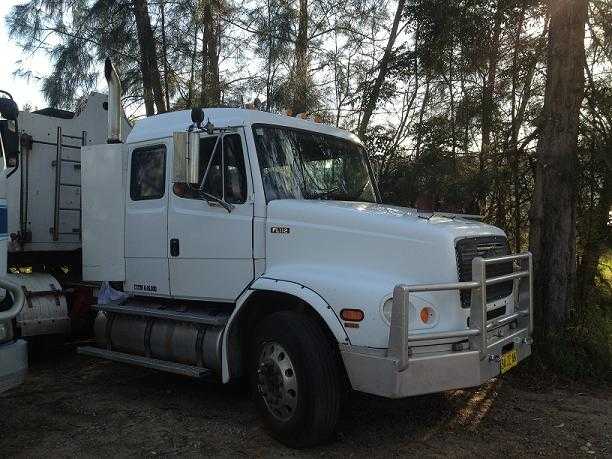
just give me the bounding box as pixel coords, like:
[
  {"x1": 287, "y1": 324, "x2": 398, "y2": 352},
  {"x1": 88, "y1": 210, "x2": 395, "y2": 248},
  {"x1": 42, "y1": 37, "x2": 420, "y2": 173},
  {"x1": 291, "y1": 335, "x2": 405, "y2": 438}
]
[{"x1": 387, "y1": 252, "x2": 533, "y2": 370}]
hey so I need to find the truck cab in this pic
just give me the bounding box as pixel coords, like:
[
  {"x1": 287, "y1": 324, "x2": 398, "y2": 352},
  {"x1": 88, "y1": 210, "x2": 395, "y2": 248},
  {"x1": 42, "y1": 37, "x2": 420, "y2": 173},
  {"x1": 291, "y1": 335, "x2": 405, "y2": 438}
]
[
  {"x1": 79, "y1": 60, "x2": 533, "y2": 448},
  {"x1": 0, "y1": 91, "x2": 28, "y2": 394}
]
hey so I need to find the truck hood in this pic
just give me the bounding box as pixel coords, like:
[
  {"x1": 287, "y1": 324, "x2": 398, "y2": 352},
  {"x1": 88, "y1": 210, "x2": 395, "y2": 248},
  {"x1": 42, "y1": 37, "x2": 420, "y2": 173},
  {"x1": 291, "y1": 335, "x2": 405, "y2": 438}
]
[
  {"x1": 263, "y1": 199, "x2": 508, "y2": 348},
  {"x1": 266, "y1": 199, "x2": 504, "y2": 246}
]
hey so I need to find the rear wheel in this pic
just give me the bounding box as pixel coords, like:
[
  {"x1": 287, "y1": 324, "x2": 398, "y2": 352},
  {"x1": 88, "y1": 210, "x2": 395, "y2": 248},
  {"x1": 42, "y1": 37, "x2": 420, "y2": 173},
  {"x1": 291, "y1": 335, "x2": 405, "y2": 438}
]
[{"x1": 248, "y1": 311, "x2": 342, "y2": 448}]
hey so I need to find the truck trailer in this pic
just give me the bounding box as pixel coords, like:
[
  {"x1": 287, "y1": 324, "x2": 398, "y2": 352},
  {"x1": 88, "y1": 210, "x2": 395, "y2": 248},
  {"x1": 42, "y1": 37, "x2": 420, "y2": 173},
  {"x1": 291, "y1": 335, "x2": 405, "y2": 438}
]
[
  {"x1": 0, "y1": 85, "x2": 130, "y2": 392},
  {"x1": 1, "y1": 59, "x2": 533, "y2": 447}
]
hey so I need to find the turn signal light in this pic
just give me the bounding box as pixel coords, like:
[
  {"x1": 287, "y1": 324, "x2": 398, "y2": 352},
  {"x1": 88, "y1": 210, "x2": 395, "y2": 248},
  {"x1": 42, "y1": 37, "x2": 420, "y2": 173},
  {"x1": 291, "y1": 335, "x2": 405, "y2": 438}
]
[
  {"x1": 420, "y1": 307, "x2": 433, "y2": 324},
  {"x1": 340, "y1": 309, "x2": 364, "y2": 322}
]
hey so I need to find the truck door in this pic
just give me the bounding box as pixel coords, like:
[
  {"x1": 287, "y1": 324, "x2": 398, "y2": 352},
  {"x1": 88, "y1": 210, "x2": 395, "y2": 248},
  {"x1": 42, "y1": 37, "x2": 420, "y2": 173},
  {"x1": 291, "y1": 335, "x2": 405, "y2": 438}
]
[
  {"x1": 124, "y1": 142, "x2": 170, "y2": 295},
  {"x1": 168, "y1": 130, "x2": 254, "y2": 302}
]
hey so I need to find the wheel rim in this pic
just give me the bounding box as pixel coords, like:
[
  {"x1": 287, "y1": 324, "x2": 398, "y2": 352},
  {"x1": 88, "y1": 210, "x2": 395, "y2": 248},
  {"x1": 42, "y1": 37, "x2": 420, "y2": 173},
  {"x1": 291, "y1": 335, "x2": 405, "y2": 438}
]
[{"x1": 256, "y1": 341, "x2": 298, "y2": 422}]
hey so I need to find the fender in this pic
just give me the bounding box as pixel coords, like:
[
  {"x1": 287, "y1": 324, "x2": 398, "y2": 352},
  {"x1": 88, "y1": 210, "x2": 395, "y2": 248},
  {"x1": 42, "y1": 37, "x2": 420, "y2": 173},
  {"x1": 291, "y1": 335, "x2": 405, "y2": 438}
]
[{"x1": 221, "y1": 277, "x2": 350, "y2": 383}]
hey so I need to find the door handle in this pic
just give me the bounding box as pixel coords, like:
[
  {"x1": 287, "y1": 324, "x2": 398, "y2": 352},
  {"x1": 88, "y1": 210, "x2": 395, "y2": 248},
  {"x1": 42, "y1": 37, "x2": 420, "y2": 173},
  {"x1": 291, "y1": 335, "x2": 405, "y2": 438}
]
[{"x1": 170, "y1": 238, "x2": 180, "y2": 257}]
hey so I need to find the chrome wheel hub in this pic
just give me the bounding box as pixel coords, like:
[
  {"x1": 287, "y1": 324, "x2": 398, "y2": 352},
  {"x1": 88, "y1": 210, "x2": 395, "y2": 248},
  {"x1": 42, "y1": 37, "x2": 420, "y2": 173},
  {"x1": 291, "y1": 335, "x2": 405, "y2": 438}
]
[{"x1": 257, "y1": 342, "x2": 298, "y2": 421}]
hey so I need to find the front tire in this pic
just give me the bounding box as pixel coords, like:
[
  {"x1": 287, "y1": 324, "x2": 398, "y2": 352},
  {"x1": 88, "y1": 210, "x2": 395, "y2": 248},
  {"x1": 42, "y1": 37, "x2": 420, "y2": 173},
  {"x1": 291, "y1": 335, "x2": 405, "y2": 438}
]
[{"x1": 248, "y1": 311, "x2": 342, "y2": 448}]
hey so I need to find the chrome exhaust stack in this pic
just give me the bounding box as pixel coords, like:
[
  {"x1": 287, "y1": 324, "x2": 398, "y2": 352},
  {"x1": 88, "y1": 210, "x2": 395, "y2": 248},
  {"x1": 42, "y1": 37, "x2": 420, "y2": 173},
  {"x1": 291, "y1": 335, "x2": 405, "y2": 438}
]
[{"x1": 104, "y1": 57, "x2": 122, "y2": 144}]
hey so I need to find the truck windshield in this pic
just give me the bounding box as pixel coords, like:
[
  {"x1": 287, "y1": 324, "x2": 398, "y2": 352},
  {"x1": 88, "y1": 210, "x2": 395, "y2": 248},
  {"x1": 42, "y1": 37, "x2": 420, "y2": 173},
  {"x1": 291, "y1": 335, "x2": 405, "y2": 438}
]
[{"x1": 252, "y1": 125, "x2": 378, "y2": 203}]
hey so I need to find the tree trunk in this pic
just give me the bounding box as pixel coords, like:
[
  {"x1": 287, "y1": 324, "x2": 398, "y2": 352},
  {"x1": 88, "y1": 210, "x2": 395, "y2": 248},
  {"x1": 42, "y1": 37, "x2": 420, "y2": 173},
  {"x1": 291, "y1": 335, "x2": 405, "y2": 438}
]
[
  {"x1": 266, "y1": 0, "x2": 273, "y2": 111},
  {"x1": 529, "y1": 0, "x2": 587, "y2": 335},
  {"x1": 414, "y1": 72, "x2": 430, "y2": 159},
  {"x1": 448, "y1": 38, "x2": 456, "y2": 164},
  {"x1": 133, "y1": 0, "x2": 154, "y2": 115},
  {"x1": 160, "y1": 0, "x2": 170, "y2": 111},
  {"x1": 357, "y1": 0, "x2": 406, "y2": 139},
  {"x1": 290, "y1": 0, "x2": 309, "y2": 115},
  {"x1": 479, "y1": 1, "x2": 503, "y2": 174},
  {"x1": 133, "y1": 0, "x2": 166, "y2": 114},
  {"x1": 509, "y1": 3, "x2": 527, "y2": 251},
  {"x1": 200, "y1": 0, "x2": 221, "y2": 107},
  {"x1": 188, "y1": 17, "x2": 198, "y2": 106}
]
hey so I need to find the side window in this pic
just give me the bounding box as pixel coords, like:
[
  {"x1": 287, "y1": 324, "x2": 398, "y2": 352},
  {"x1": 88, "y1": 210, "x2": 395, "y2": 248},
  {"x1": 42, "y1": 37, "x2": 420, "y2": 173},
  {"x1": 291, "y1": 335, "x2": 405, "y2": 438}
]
[
  {"x1": 198, "y1": 136, "x2": 219, "y2": 184},
  {"x1": 175, "y1": 134, "x2": 247, "y2": 204},
  {"x1": 222, "y1": 134, "x2": 247, "y2": 204},
  {"x1": 130, "y1": 145, "x2": 166, "y2": 201},
  {"x1": 200, "y1": 137, "x2": 223, "y2": 198}
]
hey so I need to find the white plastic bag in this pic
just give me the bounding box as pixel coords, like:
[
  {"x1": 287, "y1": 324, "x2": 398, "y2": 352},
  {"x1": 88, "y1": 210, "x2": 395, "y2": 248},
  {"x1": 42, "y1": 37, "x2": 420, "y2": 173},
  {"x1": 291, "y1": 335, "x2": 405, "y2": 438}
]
[{"x1": 97, "y1": 281, "x2": 129, "y2": 305}]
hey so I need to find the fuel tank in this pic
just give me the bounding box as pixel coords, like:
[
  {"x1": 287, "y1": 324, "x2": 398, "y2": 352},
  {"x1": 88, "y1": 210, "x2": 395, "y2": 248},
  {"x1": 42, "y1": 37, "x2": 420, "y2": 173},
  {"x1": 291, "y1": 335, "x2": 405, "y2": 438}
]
[{"x1": 94, "y1": 312, "x2": 224, "y2": 371}]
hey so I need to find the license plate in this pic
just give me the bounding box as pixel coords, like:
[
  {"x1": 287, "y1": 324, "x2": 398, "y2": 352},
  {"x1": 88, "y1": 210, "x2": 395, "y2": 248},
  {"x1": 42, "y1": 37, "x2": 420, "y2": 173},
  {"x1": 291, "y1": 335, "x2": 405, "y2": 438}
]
[{"x1": 500, "y1": 349, "x2": 518, "y2": 374}]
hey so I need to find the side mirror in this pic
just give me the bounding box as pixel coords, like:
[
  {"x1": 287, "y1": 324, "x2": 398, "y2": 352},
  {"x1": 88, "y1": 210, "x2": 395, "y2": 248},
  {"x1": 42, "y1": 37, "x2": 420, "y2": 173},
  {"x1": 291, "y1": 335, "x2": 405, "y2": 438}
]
[
  {"x1": 0, "y1": 93, "x2": 21, "y2": 178},
  {"x1": 172, "y1": 131, "x2": 200, "y2": 184},
  {"x1": 0, "y1": 120, "x2": 19, "y2": 168}
]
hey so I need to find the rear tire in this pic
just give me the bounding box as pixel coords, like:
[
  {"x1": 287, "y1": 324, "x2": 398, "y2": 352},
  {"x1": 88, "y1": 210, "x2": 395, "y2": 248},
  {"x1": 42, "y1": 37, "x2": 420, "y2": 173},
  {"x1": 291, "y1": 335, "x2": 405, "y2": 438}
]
[{"x1": 248, "y1": 310, "x2": 342, "y2": 448}]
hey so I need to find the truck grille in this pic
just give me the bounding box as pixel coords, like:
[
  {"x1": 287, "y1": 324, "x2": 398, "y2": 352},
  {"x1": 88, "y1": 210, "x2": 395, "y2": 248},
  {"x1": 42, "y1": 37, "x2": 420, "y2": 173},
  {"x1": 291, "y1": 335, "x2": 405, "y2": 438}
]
[{"x1": 455, "y1": 236, "x2": 513, "y2": 308}]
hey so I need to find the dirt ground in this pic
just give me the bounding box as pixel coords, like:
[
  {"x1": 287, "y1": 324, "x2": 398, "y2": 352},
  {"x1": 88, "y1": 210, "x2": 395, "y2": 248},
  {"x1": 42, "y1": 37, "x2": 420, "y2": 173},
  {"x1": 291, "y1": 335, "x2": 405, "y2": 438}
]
[{"x1": 1, "y1": 342, "x2": 610, "y2": 458}]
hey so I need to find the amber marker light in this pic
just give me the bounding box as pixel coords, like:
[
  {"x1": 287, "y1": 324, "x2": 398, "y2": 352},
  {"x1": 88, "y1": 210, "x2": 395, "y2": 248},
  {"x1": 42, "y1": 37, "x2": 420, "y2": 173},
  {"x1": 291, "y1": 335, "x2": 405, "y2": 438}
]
[
  {"x1": 420, "y1": 307, "x2": 433, "y2": 323},
  {"x1": 340, "y1": 309, "x2": 365, "y2": 322}
]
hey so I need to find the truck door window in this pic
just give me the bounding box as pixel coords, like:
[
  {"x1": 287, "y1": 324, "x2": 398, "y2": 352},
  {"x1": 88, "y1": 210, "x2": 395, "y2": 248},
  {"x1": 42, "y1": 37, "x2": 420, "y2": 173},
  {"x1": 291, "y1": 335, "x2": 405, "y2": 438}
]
[
  {"x1": 130, "y1": 145, "x2": 166, "y2": 201},
  {"x1": 176, "y1": 133, "x2": 247, "y2": 204},
  {"x1": 199, "y1": 136, "x2": 223, "y2": 198},
  {"x1": 222, "y1": 134, "x2": 247, "y2": 204}
]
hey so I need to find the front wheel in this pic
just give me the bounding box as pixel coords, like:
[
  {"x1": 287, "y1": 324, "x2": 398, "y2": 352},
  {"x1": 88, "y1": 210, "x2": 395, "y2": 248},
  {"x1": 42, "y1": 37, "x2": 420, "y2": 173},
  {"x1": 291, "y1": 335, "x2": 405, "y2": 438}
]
[{"x1": 248, "y1": 311, "x2": 343, "y2": 448}]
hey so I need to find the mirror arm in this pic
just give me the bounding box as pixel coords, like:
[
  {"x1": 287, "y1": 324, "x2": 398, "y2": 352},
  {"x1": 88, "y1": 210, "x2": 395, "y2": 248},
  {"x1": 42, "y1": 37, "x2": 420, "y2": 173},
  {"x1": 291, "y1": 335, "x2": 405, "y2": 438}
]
[
  {"x1": 198, "y1": 190, "x2": 234, "y2": 213},
  {"x1": 198, "y1": 136, "x2": 221, "y2": 190}
]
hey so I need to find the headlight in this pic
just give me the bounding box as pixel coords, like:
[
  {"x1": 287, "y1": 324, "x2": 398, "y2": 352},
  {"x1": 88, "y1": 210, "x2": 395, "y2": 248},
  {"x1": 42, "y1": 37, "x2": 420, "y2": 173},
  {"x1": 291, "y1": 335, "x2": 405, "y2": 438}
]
[
  {"x1": 381, "y1": 296, "x2": 438, "y2": 328},
  {"x1": 0, "y1": 320, "x2": 12, "y2": 343},
  {"x1": 382, "y1": 298, "x2": 394, "y2": 324}
]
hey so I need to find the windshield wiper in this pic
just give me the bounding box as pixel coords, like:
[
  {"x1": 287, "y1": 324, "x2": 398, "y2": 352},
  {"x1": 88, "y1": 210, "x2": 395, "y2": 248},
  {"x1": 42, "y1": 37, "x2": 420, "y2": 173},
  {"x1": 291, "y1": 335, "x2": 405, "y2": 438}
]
[
  {"x1": 196, "y1": 189, "x2": 235, "y2": 213},
  {"x1": 306, "y1": 186, "x2": 346, "y2": 200},
  {"x1": 306, "y1": 191, "x2": 335, "y2": 200}
]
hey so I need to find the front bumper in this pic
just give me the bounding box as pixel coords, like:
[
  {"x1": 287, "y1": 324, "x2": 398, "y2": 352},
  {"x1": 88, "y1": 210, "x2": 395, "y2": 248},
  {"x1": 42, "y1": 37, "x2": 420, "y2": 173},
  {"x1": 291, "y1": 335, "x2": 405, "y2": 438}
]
[
  {"x1": 0, "y1": 339, "x2": 28, "y2": 393},
  {"x1": 341, "y1": 252, "x2": 533, "y2": 399}
]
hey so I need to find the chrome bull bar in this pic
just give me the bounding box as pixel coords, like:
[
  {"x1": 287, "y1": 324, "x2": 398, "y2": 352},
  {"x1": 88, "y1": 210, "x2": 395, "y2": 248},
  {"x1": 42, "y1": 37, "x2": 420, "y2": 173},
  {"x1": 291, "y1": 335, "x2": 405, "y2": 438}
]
[{"x1": 388, "y1": 252, "x2": 533, "y2": 371}]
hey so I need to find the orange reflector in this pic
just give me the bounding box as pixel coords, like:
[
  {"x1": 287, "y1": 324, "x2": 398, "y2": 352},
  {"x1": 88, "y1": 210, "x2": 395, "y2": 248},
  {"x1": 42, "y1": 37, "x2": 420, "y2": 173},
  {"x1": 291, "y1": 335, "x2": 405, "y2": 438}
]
[
  {"x1": 420, "y1": 307, "x2": 432, "y2": 323},
  {"x1": 340, "y1": 309, "x2": 364, "y2": 322}
]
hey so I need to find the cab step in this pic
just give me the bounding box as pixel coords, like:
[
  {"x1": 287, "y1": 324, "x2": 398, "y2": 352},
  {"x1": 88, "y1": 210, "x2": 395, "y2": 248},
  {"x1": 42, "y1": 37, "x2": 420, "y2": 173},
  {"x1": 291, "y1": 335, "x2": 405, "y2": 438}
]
[
  {"x1": 93, "y1": 302, "x2": 230, "y2": 326},
  {"x1": 78, "y1": 346, "x2": 212, "y2": 378}
]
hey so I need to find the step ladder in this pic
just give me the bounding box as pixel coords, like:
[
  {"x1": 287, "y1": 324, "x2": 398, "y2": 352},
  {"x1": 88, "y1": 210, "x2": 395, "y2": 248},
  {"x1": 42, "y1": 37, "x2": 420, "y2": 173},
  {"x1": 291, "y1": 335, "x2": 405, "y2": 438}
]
[
  {"x1": 78, "y1": 347, "x2": 213, "y2": 377},
  {"x1": 52, "y1": 126, "x2": 85, "y2": 241}
]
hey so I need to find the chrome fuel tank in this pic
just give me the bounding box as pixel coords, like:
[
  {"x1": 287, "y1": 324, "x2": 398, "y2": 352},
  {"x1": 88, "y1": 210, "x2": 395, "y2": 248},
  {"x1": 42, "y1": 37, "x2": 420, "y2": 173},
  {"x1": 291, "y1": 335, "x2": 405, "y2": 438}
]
[{"x1": 94, "y1": 311, "x2": 223, "y2": 371}]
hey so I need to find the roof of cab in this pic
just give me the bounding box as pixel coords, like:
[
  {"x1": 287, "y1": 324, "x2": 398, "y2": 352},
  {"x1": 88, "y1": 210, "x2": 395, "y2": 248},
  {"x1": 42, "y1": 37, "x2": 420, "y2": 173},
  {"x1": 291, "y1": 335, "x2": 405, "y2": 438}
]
[{"x1": 126, "y1": 108, "x2": 362, "y2": 145}]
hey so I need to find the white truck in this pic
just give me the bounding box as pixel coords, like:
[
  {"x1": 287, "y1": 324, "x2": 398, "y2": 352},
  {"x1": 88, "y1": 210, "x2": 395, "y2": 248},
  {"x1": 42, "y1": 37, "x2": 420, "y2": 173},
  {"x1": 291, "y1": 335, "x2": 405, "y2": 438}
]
[
  {"x1": 0, "y1": 91, "x2": 27, "y2": 393},
  {"x1": 1, "y1": 61, "x2": 533, "y2": 447},
  {"x1": 73, "y1": 60, "x2": 534, "y2": 447}
]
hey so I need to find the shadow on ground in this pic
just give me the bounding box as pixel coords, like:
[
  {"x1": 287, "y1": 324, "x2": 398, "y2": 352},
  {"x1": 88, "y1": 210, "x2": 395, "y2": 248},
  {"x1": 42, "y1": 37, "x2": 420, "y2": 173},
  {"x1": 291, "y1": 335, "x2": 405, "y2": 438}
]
[{"x1": 1, "y1": 341, "x2": 610, "y2": 457}]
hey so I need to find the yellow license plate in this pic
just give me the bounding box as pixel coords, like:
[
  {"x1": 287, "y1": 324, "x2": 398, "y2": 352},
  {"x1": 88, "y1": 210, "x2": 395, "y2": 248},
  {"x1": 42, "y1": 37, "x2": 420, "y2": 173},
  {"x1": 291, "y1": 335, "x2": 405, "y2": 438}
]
[{"x1": 500, "y1": 349, "x2": 518, "y2": 374}]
